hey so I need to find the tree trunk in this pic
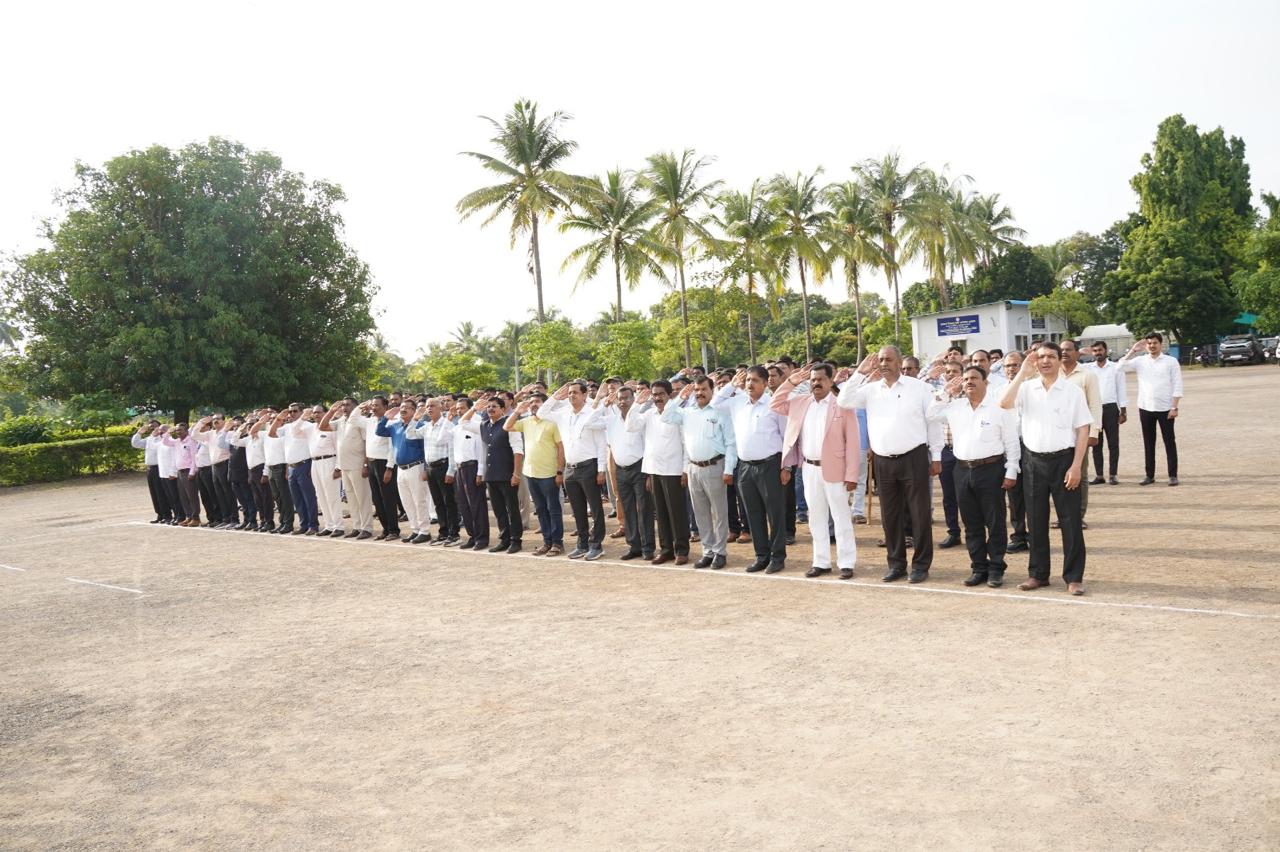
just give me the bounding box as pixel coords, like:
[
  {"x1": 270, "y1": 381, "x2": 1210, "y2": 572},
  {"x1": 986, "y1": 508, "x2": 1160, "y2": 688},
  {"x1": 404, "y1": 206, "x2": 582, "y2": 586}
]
[
  {"x1": 530, "y1": 216, "x2": 546, "y2": 323},
  {"x1": 168, "y1": 403, "x2": 191, "y2": 425},
  {"x1": 799, "y1": 258, "x2": 813, "y2": 362},
  {"x1": 677, "y1": 246, "x2": 692, "y2": 368},
  {"x1": 852, "y1": 267, "x2": 864, "y2": 363},
  {"x1": 512, "y1": 335, "x2": 521, "y2": 388},
  {"x1": 746, "y1": 274, "x2": 757, "y2": 363},
  {"x1": 892, "y1": 266, "x2": 901, "y2": 345},
  {"x1": 613, "y1": 252, "x2": 624, "y2": 323}
]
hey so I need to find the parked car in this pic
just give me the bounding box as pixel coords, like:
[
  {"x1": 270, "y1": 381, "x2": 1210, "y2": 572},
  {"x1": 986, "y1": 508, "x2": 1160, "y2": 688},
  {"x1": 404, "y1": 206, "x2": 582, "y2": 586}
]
[{"x1": 1217, "y1": 334, "x2": 1266, "y2": 365}]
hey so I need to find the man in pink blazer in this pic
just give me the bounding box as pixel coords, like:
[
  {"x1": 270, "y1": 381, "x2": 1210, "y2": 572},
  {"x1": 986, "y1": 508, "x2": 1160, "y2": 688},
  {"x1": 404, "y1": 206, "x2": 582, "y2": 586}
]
[{"x1": 770, "y1": 363, "x2": 861, "y2": 579}]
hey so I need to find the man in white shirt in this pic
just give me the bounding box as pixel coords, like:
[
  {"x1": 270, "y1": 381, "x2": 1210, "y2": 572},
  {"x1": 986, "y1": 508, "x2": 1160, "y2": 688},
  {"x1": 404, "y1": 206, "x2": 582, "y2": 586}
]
[
  {"x1": 361, "y1": 396, "x2": 399, "y2": 541},
  {"x1": 1119, "y1": 332, "x2": 1183, "y2": 486},
  {"x1": 299, "y1": 404, "x2": 341, "y2": 537},
  {"x1": 132, "y1": 420, "x2": 172, "y2": 523},
  {"x1": 712, "y1": 366, "x2": 789, "y2": 573},
  {"x1": 837, "y1": 347, "x2": 944, "y2": 584},
  {"x1": 627, "y1": 380, "x2": 690, "y2": 565},
  {"x1": 928, "y1": 365, "x2": 1021, "y2": 588},
  {"x1": 663, "y1": 378, "x2": 737, "y2": 570},
  {"x1": 1000, "y1": 342, "x2": 1093, "y2": 595},
  {"x1": 542, "y1": 381, "x2": 608, "y2": 560},
  {"x1": 449, "y1": 397, "x2": 490, "y2": 550},
  {"x1": 193, "y1": 415, "x2": 237, "y2": 527},
  {"x1": 235, "y1": 410, "x2": 274, "y2": 532},
  {"x1": 408, "y1": 397, "x2": 458, "y2": 545},
  {"x1": 252, "y1": 408, "x2": 295, "y2": 534},
  {"x1": 269, "y1": 403, "x2": 321, "y2": 535},
  {"x1": 1083, "y1": 340, "x2": 1127, "y2": 485},
  {"x1": 320, "y1": 398, "x2": 375, "y2": 540},
  {"x1": 597, "y1": 384, "x2": 655, "y2": 561},
  {"x1": 968, "y1": 349, "x2": 1007, "y2": 390}
]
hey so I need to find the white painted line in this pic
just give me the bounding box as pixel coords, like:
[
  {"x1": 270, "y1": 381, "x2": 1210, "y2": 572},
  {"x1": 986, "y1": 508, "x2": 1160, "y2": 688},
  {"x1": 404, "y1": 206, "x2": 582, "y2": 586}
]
[
  {"x1": 124, "y1": 521, "x2": 1280, "y2": 621},
  {"x1": 1, "y1": 563, "x2": 27, "y2": 571},
  {"x1": 65, "y1": 577, "x2": 147, "y2": 595}
]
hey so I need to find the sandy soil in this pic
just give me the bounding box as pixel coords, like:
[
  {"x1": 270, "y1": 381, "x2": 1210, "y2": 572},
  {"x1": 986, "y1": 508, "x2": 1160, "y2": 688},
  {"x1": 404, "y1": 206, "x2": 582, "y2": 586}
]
[{"x1": 1, "y1": 364, "x2": 1278, "y2": 850}]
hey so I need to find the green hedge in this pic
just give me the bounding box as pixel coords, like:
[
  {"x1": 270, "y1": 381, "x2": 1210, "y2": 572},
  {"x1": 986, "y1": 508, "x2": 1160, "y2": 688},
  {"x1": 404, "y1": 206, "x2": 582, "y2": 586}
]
[{"x1": 0, "y1": 435, "x2": 143, "y2": 487}]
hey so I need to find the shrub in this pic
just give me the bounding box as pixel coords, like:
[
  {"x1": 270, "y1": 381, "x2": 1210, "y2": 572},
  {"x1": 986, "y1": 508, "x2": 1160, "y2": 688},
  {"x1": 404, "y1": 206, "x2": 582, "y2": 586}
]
[
  {"x1": 0, "y1": 436, "x2": 143, "y2": 486},
  {"x1": 0, "y1": 415, "x2": 55, "y2": 447}
]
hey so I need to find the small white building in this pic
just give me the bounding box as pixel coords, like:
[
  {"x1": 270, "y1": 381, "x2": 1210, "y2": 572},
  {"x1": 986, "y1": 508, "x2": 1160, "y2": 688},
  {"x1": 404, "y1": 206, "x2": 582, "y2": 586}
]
[
  {"x1": 1079, "y1": 323, "x2": 1134, "y2": 356},
  {"x1": 909, "y1": 300, "x2": 1071, "y2": 363}
]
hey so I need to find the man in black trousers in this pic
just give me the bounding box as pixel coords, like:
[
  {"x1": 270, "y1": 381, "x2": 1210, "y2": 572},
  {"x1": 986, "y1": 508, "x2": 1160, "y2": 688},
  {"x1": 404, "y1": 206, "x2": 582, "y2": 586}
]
[
  {"x1": 1000, "y1": 352, "x2": 1029, "y2": 552},
  {"x1": 461, "y1": 394, "x2": 524, "y2": 553},
  {"x1": 361, "y1": 396, "x2": 400, "y2": 541},
  {"x1": 1000, "y1": 342, "x2": 1093, "y2": 595}
]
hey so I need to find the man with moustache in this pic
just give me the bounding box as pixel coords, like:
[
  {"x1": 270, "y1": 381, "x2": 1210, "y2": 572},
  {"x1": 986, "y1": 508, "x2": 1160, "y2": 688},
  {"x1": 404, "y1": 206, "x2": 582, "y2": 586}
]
[
  {"x1": 448, "y1": 396, "x2": 489, "y2": 551},
  {"x1": 460, "y1": 393, "x2": 524, "y2": 553},
  {"x1": 1000, "y1": 351, "x2": 1029, "y2": 553},
  {"x1": 319, "y1": 398, "x2": 375, "y2": 540},
  {"x1": 269, "y1": 404, "x2": 321, "y2": 535},
  {"x1": 377, "y1": 398, "x2": 433, "y2": 543},
  {"x1": 1058, "y1": 339, "x2": 1102, "y2": 530},
  {"x1": 540, "y1": 381, "x2": 609, "y2": 561},
  {"x1": 928, "y1": 365, "x2": 1021, "y2": 587},
  {"x1": 1083, "y1": 340, "x2": 1127, "y2": 485},
  {"x1": 360, "y1": 396, "x2": 399, "y2": 541},
  {"x1": 504, "y1": 392, "x2": 566, "y2": 556},
  {"x1": 663, "y1": 376, "x2": 737, "y2": 570},
  {"x1": 626, "y1": 381, "x2": 690, "y2": 566},
  {"x1": 407, "y1": 397, "x2": 457, "y2": 545},
  {"x1": 597, "y1": 383, "x2": 655, "y2": 561}
]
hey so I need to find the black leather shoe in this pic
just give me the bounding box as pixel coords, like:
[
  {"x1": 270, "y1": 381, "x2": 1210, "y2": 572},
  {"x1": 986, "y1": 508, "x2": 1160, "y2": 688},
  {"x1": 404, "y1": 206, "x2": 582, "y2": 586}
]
[
  {"x1": 882, "y1": 568, "x2": 908, "y2": 582},
  {"x1": 712, "y1": 553, "x2": 726, "y2": 570},
  {"x1": 908, "y1": 569, "x2": 928, "y2": 584},
  {"x1": 401, "y1": 534, "x2": 415, "y2": 542},
  {"x1": 694, "y1": 556, "x2": 713, "y2": 569},
  {"x1": 1139, "y1": 477, "x2": 1155, "y2": 486},
  {"x1": 839, "y1": 568, "x2": 854, "y2": 580},
  {"x1": 1168, "y1": 476, "x2": 1179, "y2": 486},
  {"x1": 304, "y1": 529, "x2": 316, "y2": 536},
  {"x1": 458, "y1": 539, "x2": 476, "y2": 550},
  {"x1": 765, "y1": 559, "x2": 785, "y2": 574},
  {"x1": 1006, "y1": 541, "x2": 1028, "y2": 553},
  {"x1": 506, "y1": 542, "x2": 523, "y2": 554},
  {"x1": 488, "y1": 542, "x2": 509, "y2": 553},
  {"x1": 356, "y1": 530, "x2": 372, "y2": 540},
  {"x1": 785, "y1": 535, "x2": 797, "y2": 546},
  {"x1": 805, "y1": 567, "x2": 832, "y2": 578},
  {"x1": 939, "y1": 534, "x2": 961, "y2": 548},
  {"x1": 1108, "y1": 476, "x2": 1119, "y2": 485},
  {"x1": 987, "y1": 572, "x2": 1005, "y2": 588},
  {"x1": 1089, "y1": 476, "x2": 1105, "y2": 485},
  {"x1": 963, "y1": 572, "x2": 988, "y2": 587},
  {"x1": 410, "y1": 533, "x2": 431, "y2": 544},
  {"x1": 745, "y1": 559, "x2": 769, "y2": 573},
  {"x1": 619, "y1": 550, "x2": 643, "y2": 560},
  {"x1": 344, "y1": 529, "x2": 361, "y2": 538},
  {"x1": 317, "y1": 529, "x2": 332, "y2": 537}
]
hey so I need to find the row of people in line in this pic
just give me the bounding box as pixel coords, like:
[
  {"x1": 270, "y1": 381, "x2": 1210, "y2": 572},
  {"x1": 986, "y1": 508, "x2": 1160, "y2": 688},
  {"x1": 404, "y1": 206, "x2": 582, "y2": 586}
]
[{"x1": 133, "y1": 334, "x2": 1183, "y2": 595}]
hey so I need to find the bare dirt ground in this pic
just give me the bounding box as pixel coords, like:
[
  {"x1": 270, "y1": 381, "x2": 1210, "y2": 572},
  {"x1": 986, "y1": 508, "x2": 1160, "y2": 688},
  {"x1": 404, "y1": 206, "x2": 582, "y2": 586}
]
[{"x1": 2, "y1": 365, "x2": 1278, "y2": 850}]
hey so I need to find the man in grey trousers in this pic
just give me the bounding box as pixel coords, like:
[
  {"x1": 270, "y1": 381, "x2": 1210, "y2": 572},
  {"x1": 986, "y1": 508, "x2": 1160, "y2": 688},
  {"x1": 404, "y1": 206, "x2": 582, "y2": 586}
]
[{"x1": 661, "y1": 377, "x2": 737, "y2": 569}]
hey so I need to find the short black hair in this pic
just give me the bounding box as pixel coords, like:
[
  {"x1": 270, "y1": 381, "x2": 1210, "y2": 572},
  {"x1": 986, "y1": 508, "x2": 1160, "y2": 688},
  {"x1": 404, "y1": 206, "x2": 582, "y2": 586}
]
[
  {"x1": 1145, "y1": 332, "x2": 1163, "y2": 342},
  {"x1": 988, "y1": 348, "x2": 1003, "y2": 358},
  {"x1": 963, "y1": 365, "x2": 988, "y2": 380},
  {"x1": 651, "y1": 379, "x2": 673, "y2": 394},
  {"x1": 810, "y1": 363, "x2": 834, "y2": 379},
  {"x1": 372, "y1": 395, "x2": 388, "y2": 406},
  {"x1": 529, "y1": 392, "x2": 548, "y2": 402},
  {"x1": 694, "y1": 375, "x2": 714, "y2": 390},
  {"x1": 947, "y1": 345, "x2": 964, "y2": 354},
  {"x1": 1091, "y1": 340, "x2": 1109, "y2": 351},
  {"x1": 1038, "y1": 341, "x2": 1063, "y2": 357},
  {"x1": 747, "y1": 365, "x2": 769, "y2": 381}
]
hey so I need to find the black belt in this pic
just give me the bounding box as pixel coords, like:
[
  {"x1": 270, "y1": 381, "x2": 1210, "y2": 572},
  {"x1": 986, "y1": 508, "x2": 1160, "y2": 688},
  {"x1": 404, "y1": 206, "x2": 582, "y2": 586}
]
[
  {"x1": 399, "y1": 459, "x2": 424, "y2": 470},
  {"x1": 427, "y1": 458, "x2": 448, "y2": 467},
  {"x1": 875, "y1": 443, "x2": 926, "y2": 460},
  {"x1": 312, "y1": 454, "x2": 336, "y2": 461},
  {"x1": 1026, "y1": 447, "x2": 1073, "y2": 460},
  {"x1": 565, "y1": 459, "x2": 597, "y2": 470},
  {"x1": 956, "y1": 454, "x2": 1004, "y2": 469},
  {"x1": 457, "y1": 459, "x2": 478, "y2": 467},
  {"x1": 617, "y1": 459, "x2": 643, "y2": 470},
  {"x1": 690, "y1": 454, "x2": 725, "y2": 468},
  {"x1": 739, "y1": 453, "x2": 781, "y2": 467}
]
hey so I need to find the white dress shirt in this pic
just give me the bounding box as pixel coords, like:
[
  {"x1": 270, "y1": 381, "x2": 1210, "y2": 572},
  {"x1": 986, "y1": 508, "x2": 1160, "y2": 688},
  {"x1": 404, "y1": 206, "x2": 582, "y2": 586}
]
[
  {"x1": 279, "y1": 419, "x2": 313, "y2": 465},
  {"x1": 192, "y1": 428, "x2": 230, "y2": 464},
  {"x1": 408, "y1": 416, "x2": 454, "y2": 473},
  {"x1": 307, "y1": 422, "x2": 336, "y2": 458},
  {"x1": 263, "y1": 430, "x2": 285, "y2": 466},
  {"x1": 156, "y1": 437, "x2": 178, "y2": 478},
  {"x1": 598, "y1": 405, "x2": 646, "y2": 467},
  {"x1": 1083, "y1": 359, "x2": 1126, "y2": 407},
  {"x1": 711, "y1": 386, "x2": 786, "y2": 462},
  {"x1": 626, "y1": 403, "x2": 687, "y2": 476},
  {"x1": 451, "y1": 417, "x2": 485, "y2": 478},
  {"x1": 1120, "y1": 352, "x2": 1183, "y2": 412},
  {"x1": 837, "y1": 373, "x2": 944, "y2": 460},
  {"x1": 364, "y1": 416, "x2": 391, "y2": 461},
  {"x1": 1011, "y1": 377, "x2": 1094, "y2": 453},
  {"x1": 800, "y1": 396, "x2": 831, "y2": 461},
  {"x1": 234, "y1": 433, "x2": 266, "y2": 469},
  {"x1": 333, "y1": 412, "x2": 368, "y2": 471},
  {"x1": 540, "y1": 398, "x2": 607, "y2": 471},
  {"x1": 132, "y1": 432, "x2": 160, "y2": 466},
  {"x1": 927, "y1": 394, "x2": 1021, "y2": 478}
]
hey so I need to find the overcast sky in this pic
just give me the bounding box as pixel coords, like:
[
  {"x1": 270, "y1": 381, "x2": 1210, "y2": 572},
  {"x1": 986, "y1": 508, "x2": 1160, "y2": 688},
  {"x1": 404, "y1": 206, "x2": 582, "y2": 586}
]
[{"x1": 2, "y1": 0, "x2": 1277, "y2": 357}]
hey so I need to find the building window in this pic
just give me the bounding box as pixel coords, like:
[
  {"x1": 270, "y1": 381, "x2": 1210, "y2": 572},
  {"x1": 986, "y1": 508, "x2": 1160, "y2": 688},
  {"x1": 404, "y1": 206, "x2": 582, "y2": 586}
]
[{"x1": 1015, "y1": 334, "x2": 1029, "y2": 351}]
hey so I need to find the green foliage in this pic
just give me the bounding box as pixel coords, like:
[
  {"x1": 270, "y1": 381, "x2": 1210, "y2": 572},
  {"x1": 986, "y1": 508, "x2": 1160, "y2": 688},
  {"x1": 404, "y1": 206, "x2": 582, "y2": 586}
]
[
  {"x1": 7, "y1": 137, "x2": 376, "y2": 421},
  {"x1": 65, "y1": 391, "x2": 132, "y2": 433},
  {"x1": 416, "y1": 352, "x2": 498, "y2": 394},
  {"x1": 357, "y1": 335, "x2": 413, "y2": 394},
  {"x1": 595, "y1": 321, "x2": 656, "y2": 379},
  {"x1": 521, "y1": 320, "x2": 592, "y2": 382},
  {"x1": 861, "y1": 306, "x2": 911, "y2": 357},
  {"x1": 965, "y1": 244, "x2": 1055, "y2": 304},
  {"x1": 1231, "y1": 193, "x2": 1280, "y2": 332},
  {"x1": 901, "y1": 281, "x2": 962, "y2": 317},
  {"x1": 0, "y1": 415, "x2": 53, "y2": 446},
  {"x1": 0, "y1": 435, "x2": 141, "y2": 486},
  {"x1": 1028, "y1": 287, "x2": 1100, "y2": 335}
]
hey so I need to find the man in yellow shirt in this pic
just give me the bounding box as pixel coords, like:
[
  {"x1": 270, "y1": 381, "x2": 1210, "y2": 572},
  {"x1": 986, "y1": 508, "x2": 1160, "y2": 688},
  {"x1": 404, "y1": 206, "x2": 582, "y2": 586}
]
[{"x1": 505, "y1": 393, "x2": 566, "y2": 556}]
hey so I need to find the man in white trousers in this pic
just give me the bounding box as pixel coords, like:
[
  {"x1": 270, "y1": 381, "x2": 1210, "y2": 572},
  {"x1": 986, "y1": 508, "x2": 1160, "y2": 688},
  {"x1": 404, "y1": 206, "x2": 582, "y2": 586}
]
[
  {"x1": 771, "y1": 363, "x2": 862, "y2": 579},
  {"x1": 320, "y1": 398, "x2": 375, "y2": 539}
]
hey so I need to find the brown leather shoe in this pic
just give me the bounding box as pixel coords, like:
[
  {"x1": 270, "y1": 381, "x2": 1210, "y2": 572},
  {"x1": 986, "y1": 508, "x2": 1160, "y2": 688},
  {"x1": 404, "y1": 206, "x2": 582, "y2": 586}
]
[
  {"x1": 726, "y1": 532, "x2": 740, "y2": 543},
  {"x1": 1018, "y1": 578, "x2": 1050, "y2": 591},
  {"x1": 738, "y1": 533, "x2": 751, "y2": 544},
  {"x1": 1068, "y1": 582, "x2": 1085, "y2": 596},
  {"x1": 651, "y1": 553, "x2": 673, "y2": 565},
  {"x1": 674, "y1": 555, "x2": 689, "y2": 566},
  {"x1": 609, "y1": 528, "x2": 626, "y2": 539}
]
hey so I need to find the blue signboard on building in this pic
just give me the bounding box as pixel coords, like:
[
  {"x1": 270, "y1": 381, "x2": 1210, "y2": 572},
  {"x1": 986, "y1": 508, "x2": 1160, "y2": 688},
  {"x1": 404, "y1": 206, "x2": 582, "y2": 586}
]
[{"x1": 936, "y1": 314, "x2": 980, "y2": 336}]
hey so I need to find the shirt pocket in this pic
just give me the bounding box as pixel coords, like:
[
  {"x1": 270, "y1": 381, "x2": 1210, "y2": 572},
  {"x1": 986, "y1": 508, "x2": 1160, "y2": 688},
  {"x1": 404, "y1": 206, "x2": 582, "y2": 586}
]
[
  {"x1": 978, "y1": 420, "x2": 1001, "y2": 444},
  {"x1": 701, "y1": 417, "x2": 720, "y2": 440}
]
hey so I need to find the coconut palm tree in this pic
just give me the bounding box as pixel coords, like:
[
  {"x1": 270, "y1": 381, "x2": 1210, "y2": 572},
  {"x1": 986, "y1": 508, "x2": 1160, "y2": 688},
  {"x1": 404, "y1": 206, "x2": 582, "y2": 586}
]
[
  {"x1": 767, "y1": 170, "x2": 830, "y2": 362},
  {"x1": 901, "y1": 167, "x2": 972, "y2": 310},
  {"x1": 970, "y1": 193, "x2": 1025, "y2": 268},
  {"x1": 456, "y1": 99, "x2": 579, "y2": 322},
  {"x1": 559, "y1": 170, "x2": 670, "y2": 322},
  {"x1": 708, "y1": 182, "x2": 781, "y2": 362},
  {"x1": 854, "y1": 153, "x2": 925, "y2": 342},
  {"x1": 822, "y1": 181, "x2": 881, "y2": 362},
  {"x1": 1034, "y1": 241, "x2": 1079, "y2": 286},
  {"x1": 639, "y1": 150, "x2": 721, "y2": 368}
]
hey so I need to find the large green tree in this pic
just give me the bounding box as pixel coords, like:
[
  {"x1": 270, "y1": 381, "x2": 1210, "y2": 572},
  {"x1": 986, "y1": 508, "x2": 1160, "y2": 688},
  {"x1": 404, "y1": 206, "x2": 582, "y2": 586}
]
[
  {"x1": 965, "y1": 244, "x2": 1055, "y2": 305},
  {"x1": 709, "y1": 182, "x2": 780, "y2": 362},
  {"x1": 822, "y1": 181, "x2": 881, "y2": 362},
  {"x1": 767, "y1": 170, "x2": 830, "y2": 362},
  {"x1": 7, "y1": 138, "x2": 375, "y2": 422},
  {"x1": 456, "y1": 100, "x2": 579, "y2": 322},
  {"x1": 854, "y1": 153, "x2": 924, "y2": 343},
  {"x1": 1232, "y1": 193, "x2": 1280, "y2": 332}
]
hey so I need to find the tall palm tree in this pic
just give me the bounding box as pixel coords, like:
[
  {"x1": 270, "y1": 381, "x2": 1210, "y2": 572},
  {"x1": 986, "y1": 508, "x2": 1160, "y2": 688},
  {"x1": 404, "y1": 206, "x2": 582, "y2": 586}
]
[
  {"x1": 1034, "y1": 241, "x2": 1078, "y2": 286},
  {"x1": 497, "y1": 320, "x2": 526, "y2": 387},
  {"x1": 901, "y1": 167, "x2": 972, "y2": 310},
  {"x1": 947, "y1": 189, "x2": 982, "y2": 286},
  {"x1": 767, "y1": 170, "x2": 830, "y2": 362},
  {"x1": 854, "y1": 153, "x2": 925, "y2": 343},
  {"x1": 822, "y1": 181, "x2": 881, "y2": 362},
  {"x1": 456, "y1": 99, "x2": 579, "y2": 322},
  {"x1": 449, "y1": 321, "x2": 491, "y2": 358},
  {"x1": 639, "y1": 150, "x2": 721, "y2": 368},
  {"x1": 559, "y1": 170, "x2": 670, "y2": 322},
  {"x1": 708, "y1": 182, "x2": 781, "y2": 362},
  {"x1": 970, "y1": 193, "x2": 1025, "y2": 268}
]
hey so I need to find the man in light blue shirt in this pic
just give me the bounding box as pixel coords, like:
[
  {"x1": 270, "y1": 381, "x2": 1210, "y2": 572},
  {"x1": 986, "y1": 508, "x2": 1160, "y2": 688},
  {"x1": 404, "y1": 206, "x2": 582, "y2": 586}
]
[{"x1": 661, "y1": 376, "x2": 737, "y2": 569}]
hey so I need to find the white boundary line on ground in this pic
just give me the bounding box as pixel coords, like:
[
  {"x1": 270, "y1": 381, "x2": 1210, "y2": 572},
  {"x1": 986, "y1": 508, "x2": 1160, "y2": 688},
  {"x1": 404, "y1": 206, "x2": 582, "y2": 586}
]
[
  {"x1": 65, "y1": 577, "x2": 147, "y2": 595},
  {"x1": 1, "y1": 563, "x2": 28, "y2": 571},
  {"x1": 122, "y1": 521, "x2": 1279, "y2": 621}
]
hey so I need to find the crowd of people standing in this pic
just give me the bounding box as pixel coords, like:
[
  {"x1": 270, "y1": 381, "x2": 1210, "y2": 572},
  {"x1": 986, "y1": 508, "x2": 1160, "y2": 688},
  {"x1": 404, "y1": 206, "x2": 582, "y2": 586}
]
[{"x1": 131, "y1": 333, "x2": 1184, "y2": 596}]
